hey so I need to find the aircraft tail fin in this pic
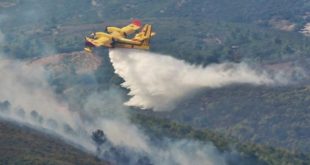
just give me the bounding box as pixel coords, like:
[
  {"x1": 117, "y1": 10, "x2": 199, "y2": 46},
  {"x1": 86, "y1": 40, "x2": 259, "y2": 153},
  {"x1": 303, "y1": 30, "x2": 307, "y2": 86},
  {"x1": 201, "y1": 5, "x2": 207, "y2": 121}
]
[
  {"x1": 131, "y1": 19, "x2": 142, "y2": 27},
  {"x1": 133, "y1": 24, "x2": 155, "y2": 48}
]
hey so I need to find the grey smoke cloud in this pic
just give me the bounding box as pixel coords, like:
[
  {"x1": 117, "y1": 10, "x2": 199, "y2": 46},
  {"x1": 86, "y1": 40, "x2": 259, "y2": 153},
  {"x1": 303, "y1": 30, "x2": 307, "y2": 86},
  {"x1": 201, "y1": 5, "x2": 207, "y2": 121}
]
[
  {"x1": 152, "y1": 140, "x2": 226, "y2": 165},
  {"x1": 0, "y1": 57, "x2": 229, "y2": 164},
  {"x1": 109, "y1": 49, "x2": 288, "y2": 111},
  {"x1": 78, "y1": 88, "x2": 229, "y2": 165},
  {"x1": 0, "y1": 58, "x2": 95, "y2": 151},
  {"x1": 83, "y1": 89, "x2": 226, "y2": 164}
]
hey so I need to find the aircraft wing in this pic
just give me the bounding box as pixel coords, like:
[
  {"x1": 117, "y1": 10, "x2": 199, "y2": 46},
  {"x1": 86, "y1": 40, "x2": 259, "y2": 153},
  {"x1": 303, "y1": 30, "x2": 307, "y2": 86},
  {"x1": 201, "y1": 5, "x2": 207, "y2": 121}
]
[
  {"x1": 94, "y1": 35, "x2": 112, "y2": 46},
  {"x1": 120, "y1": 19, "x2": 142, "y2": 35},
  {"x1": 117, "y1": 37, "x2": 141, "y2": 45},
  {"x1": 85, "y1": 32, "x2": 113, "y2": 52}
]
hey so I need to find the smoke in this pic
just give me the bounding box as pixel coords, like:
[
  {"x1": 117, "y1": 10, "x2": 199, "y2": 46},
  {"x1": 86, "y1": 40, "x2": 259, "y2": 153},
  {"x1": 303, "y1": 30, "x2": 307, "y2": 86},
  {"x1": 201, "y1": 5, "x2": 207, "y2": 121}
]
[
  {"x1": 0, "y1": 55, "x2": 230, "y2": 164},
  {"x1": 109, "y1": 49, "x2": 288, "y2": 111},
  {"x1": 0, "y1": 59, "x2": 96, "y2": 151},
  {"x1": 0, "y1": 61, "x2": 67, "y2": 121},
  {"x1": 78, "y1": 88, "x2": 230, "y2": 165},
  {"x1": 150, "y1": 140, "x2": 227, "y2": 165},
  {"x1": 82, "y1": 90, "x2": 151, "y2": 153},
  {"x1": 82, "y1": 89, "x2": 228, "y2": 165}
]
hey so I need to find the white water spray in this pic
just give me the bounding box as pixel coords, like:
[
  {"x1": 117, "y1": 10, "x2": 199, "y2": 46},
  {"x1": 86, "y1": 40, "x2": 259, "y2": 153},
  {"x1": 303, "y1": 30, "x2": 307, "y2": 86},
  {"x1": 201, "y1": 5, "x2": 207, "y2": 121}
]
[{"x1": 109, "y1": 49, "x2": 285, "y2": 111}]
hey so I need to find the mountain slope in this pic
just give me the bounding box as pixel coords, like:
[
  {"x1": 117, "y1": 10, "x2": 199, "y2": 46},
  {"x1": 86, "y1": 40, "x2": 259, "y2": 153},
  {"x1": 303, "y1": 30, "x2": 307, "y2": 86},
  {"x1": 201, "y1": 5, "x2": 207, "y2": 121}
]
[
  {"x1": 132, "y1": 114, "x2": 310, "y2": 165},
  {"x1": 0, "y1": 120, "x2": 108, "y2": 165},
  {"x1": 150, "y1": 85, "x2": 310, "y2": 153}
]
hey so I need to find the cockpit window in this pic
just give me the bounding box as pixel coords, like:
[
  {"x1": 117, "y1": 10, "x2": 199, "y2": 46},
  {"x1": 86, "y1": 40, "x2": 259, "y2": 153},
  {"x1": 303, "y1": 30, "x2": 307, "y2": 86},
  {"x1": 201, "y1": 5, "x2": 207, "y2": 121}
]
[{"x1": 88, "y1": 32, "x2": 96, "y2": 39}]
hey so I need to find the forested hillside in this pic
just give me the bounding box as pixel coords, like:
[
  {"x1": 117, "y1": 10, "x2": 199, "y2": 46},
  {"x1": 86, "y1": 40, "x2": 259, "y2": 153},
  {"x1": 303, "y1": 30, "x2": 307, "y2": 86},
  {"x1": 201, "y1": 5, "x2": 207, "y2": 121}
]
[
  {"x1": 0, "y1": 0, "x2": 310, "y2": 164},
  {"x1": 0, "y1": 120, "x2": 108, "y2": 165},
  {"x1": 1, "y1": 0, "x2": 310, "y2": 63},
  {"x1": 132, "y1": 114, "x2": 310, "y2": 165}
]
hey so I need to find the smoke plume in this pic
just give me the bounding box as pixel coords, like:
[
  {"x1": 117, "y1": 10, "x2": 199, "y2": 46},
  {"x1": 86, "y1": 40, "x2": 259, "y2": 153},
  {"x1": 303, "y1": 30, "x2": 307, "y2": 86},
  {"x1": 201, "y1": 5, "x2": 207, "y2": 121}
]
[
  {"x1": 109, "y1": 49, "x2": 287, "y2": 111},
  {"x1": 78, "y1": 88, "x2": 229, "y2": 165},
  {"x1": 0, "y1": 55, "x2": 230, "y2": 164},
  {"x1": 0, "y1": 58, "x2": 96, "y2": 151}
]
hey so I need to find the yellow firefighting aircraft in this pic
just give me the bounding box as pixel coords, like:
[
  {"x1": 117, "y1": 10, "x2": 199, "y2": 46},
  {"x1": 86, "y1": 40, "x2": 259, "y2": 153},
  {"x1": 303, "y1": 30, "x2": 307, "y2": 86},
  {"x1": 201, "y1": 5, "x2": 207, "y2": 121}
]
[{"x1": 84, "y1": 19, "x2": 155, "y2": 52}]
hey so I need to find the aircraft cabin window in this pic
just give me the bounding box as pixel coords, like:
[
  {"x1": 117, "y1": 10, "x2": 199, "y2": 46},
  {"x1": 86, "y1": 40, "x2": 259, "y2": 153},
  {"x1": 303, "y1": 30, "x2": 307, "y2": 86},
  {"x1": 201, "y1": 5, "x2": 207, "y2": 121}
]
[{"x1": 88, "y1": 33, "x2": 96, "y2": 39}]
